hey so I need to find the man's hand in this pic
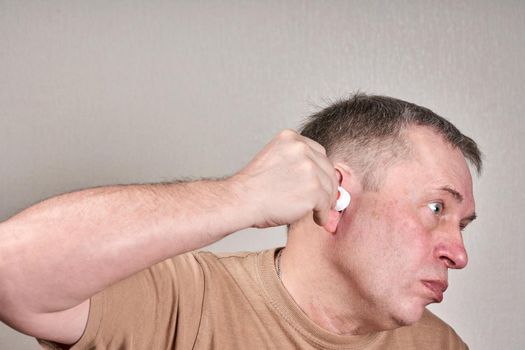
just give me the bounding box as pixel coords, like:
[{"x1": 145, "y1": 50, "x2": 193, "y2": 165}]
[{"x1": 231, "y1": 129, "x2": 339, "y2": 228}]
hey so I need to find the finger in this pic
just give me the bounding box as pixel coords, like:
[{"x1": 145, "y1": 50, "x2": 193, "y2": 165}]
[
  {"x1": 305, "y1": 153, "x2": 339, "y2": 205},
  {"x1": 313, "y1": 193, "x2": 332, "y2": 226},
  {"x1": 316, "y1": 168, "x2": 339, "y2": 207},
  {"x1": 304, "y1": 141, "x2": 338, "y2": 183}
]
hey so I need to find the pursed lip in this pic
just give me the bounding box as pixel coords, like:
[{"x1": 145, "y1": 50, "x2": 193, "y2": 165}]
[{"x1": 422, "y1": 280, "x2": 448, "y2": 302}]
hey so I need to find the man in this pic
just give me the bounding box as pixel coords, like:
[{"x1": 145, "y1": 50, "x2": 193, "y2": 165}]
[{"x1": 0, "y1": 94, "x2": 481, "y2": 349}]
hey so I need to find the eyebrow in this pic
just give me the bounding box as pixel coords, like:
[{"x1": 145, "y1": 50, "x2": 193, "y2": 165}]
[
  {"x1": 439, "y1": 186, "x2": 477, "y2": 223},
  {"x1": 439, "y1": 186, "x2": 464, "y2": 202}
]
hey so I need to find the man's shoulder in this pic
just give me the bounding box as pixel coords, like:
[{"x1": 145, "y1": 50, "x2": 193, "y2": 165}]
[
  {"x1": 165, "y1": 250, "x2": 257, "y2": 268},
  {"x1": 193, "y1": 250, "x2": 259, "y2": 260},
  {"x1": 171, "y1": 249, "x2": 272, "y2": 280},
  {"x1": 189, "y1": 249, "x2": 270, "y2": 267},
  {"x1": 387, "y1": 309, "x2": 468, "y2": 349}
]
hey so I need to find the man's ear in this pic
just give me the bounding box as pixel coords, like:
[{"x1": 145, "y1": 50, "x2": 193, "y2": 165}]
[
  {"x1": 323, "y1": 165, "x2": 354, "y2": 233},
  {"x1": 323, "y1": 210, "x2": 341, "y2": 233}
]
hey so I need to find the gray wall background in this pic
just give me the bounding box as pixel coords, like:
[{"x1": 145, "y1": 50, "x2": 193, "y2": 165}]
[{"x1": 1, "y1": 1, "x2": 523, "y2": 349}]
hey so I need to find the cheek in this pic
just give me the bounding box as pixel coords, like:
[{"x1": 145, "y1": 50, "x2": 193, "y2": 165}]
[
  {"x1": 338, "y1": 198, "x2": 431, "y2": 276},
  {"x1": 364, "y1": 202, "x2": 430, "y2": 271},
  {"x1": 346, "y1": 201, "x2": 406, "y2": 266}
]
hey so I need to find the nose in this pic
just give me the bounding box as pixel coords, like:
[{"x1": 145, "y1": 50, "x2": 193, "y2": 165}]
[{"x1": 434, "y1": 227, "x2": 469, "y2": 269}]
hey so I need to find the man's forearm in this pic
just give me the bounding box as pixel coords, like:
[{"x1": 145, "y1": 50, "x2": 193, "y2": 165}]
[{"x1": 0, "y1": 179, "x2": 249, "y2": 315}]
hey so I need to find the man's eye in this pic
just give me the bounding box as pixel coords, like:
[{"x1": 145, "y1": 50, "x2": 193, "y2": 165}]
[{"x1": 428, "y1": 202, "x2": 443, "y2": 215}]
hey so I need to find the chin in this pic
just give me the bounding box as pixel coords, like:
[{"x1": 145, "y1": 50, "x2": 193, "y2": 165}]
[{"x1": 390, "y1": 301, "x2": 426, "y2": 327}]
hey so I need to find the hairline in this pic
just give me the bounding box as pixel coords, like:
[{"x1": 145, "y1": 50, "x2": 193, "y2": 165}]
[{"x1": 329, "y1": 123, "x2": 478, "y2": 191}]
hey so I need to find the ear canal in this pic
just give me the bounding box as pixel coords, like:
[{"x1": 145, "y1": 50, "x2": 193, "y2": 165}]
[{"x1": 335, "y1": 186, "x2": 351, "y2": 212}]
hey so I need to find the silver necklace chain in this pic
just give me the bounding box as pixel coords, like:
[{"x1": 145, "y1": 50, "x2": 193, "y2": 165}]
[{"x1": 275, "y1": 248, "x2": 283, "y2": 280}]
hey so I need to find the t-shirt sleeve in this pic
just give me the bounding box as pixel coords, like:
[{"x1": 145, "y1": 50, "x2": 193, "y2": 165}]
[{"x1": 37, "y1": 252, "x2": 205, "y2": 350}]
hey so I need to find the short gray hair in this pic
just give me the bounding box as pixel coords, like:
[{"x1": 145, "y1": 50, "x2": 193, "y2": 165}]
[{"x1": 300, "y1": 93, "x2": 482, "y2": 190}]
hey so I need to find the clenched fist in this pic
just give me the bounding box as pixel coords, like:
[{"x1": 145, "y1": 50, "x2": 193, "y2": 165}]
[{"x1": 229, "y1": 129, "x2": 339, "y2": 228}]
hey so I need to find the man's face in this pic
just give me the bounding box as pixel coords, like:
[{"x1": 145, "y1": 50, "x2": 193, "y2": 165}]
[{"x1": 334, "y1": 126, "x2": 476, "y2": 329}]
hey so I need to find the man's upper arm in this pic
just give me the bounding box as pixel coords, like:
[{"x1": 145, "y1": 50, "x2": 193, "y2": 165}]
[{"x1": 36, "y1": 253, "x2": 205, "y2": 349}]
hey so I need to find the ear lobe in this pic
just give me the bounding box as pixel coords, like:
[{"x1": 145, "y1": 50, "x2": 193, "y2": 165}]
[{"x1": 323, "y1": 209, "x2": 342, "y2": 233}]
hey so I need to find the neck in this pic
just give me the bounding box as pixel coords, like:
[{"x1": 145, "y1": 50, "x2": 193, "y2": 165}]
[{"x1": 281, "y1": 217, "x2": 383, "y2": 335}]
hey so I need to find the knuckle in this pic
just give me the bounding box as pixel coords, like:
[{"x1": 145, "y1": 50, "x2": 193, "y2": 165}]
[
  {"x1": 316, "y1": 143, "x2": 327, "y2": 155},
  {"x1": 279, "y1": 129, "x2": 297, "y2": 140},
  {"x1": 289, "y1": 142, "x2": 310, "y2": 158}
]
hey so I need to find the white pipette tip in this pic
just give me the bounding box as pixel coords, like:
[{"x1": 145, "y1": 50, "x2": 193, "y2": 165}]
[{"x1": 335, "y1": 186, "x2": 351, "y2": 212}]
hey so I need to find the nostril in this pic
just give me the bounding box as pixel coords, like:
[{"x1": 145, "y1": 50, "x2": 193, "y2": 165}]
[{"x1": 440, "y1": 256, "x2": 456, "y2": 268}]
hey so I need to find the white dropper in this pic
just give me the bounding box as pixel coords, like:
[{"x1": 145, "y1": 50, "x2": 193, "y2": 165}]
[{"x1": 335, "y1": 186, "x2": 351, "y2": 212}]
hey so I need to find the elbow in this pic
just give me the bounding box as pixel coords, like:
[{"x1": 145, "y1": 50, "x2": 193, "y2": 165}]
[
  {"x1": 0, "y1": 243, "x2": 38, "y2": 336},
  {"x1": 0, "y1": 249, "x2": 19, "y2": 323},
  {"x1": 0, "y1": 225, "x2": 27, "y2": 324}
]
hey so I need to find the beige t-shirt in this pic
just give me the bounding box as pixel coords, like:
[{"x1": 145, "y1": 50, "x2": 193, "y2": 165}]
[{"x1": 38, "y1": 249, "x2": 468, "y2": 349}]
